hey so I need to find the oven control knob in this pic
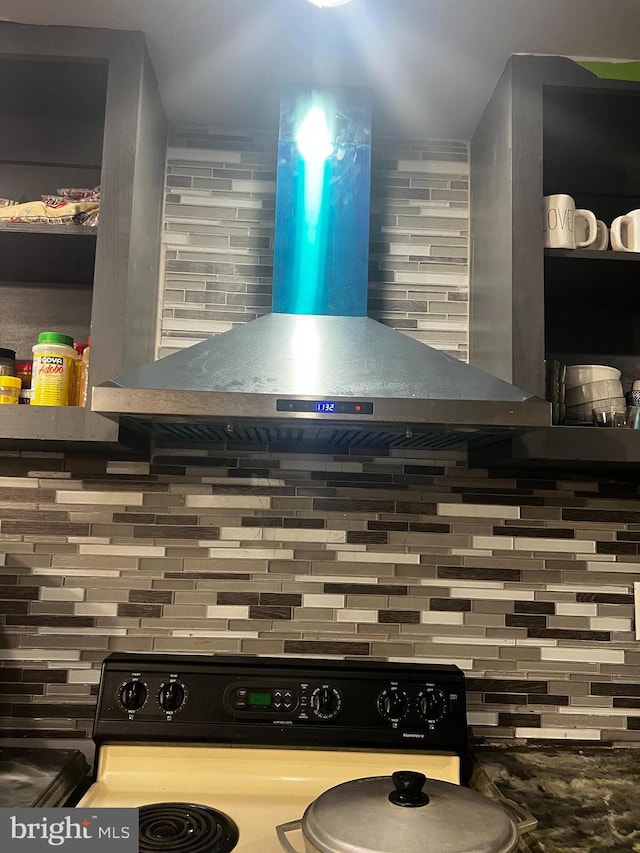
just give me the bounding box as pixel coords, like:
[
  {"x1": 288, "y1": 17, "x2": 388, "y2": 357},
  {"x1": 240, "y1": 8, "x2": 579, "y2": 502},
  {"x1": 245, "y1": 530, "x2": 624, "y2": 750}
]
[
  {"x1": 158, "y1": 681, "x2": 186, "y2": 713},
  {"x1": 417, "y1": 688, "x2": 447, "y2": 723},
  {"x1": 119, "y1": 680, "x2": 147, "y2": 711},
  {"x1": 377, "y1": 689, "x2": 409, "y2": 722},
  {"x1": 310, "y1": 686, "x2": 342, "y2": 720}
]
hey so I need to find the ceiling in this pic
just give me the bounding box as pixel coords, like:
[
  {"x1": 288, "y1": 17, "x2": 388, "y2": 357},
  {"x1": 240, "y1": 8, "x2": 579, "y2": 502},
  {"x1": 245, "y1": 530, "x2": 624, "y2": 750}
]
[{"x1": 2, "y1": 0, "x2": 640, "y2": 139}]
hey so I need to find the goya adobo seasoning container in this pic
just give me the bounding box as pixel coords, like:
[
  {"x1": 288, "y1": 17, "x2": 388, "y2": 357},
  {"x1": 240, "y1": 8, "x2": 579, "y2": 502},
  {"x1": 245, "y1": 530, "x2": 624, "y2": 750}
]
[{"x1": 31, "y1": 332, "x2": 76, "y2": 406}]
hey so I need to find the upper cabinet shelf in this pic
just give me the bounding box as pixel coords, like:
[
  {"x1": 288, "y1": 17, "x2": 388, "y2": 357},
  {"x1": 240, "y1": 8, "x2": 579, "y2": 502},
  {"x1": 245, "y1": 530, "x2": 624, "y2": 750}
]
[
  {"x1": 0, "y1": 23, "x2": 166, "y2": 448},
  {"x1": 470, "y1": 426, "x2": 640, "y2": 473},
  {"x1": 0, "y1": 222, "x2": 96, "y2": 236},
  {"x1": 545, "y1": 248, "x2": 640, "y2": 262},
  {"x1": 469, "y1": 56, "x2": 640, "y2": 469},
  {"x1": 0, "y1": 226, "x2": 97, "y2": 285}
]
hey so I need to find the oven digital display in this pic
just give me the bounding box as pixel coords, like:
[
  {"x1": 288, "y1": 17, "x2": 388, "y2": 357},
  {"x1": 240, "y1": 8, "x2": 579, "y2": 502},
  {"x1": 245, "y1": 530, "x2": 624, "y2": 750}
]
[
  {"x1": 247, "y1": 691, "x2": 271, "y2": 707},
  {"x1": 315, "y1": 401, "x2": 336, "y2": 413}
]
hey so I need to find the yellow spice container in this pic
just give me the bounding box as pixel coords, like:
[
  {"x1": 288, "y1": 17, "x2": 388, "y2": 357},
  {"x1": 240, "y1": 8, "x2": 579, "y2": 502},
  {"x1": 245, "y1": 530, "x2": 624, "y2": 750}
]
[
  {"x1": 31, "y1": 332, "x2": 76, "y2": 406},
  {"x1": 0, "y1": 375, "x2": 21, "y2": 404}
]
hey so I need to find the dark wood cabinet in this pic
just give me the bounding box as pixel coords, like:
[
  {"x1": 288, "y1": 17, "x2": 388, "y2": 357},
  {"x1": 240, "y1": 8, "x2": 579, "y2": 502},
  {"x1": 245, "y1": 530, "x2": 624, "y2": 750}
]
[
  {"x1": 469, "y1": 55, "x2": 640, "y2": 468},
  {"x1": 0, "y1": 24, "x2": 166, "y2": 448}
]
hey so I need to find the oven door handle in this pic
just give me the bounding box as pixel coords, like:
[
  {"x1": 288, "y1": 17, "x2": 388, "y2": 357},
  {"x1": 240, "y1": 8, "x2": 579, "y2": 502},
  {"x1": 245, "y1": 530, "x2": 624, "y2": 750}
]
[{"x1": 276, "y1": 819, "x2": 304, "y2": 853}]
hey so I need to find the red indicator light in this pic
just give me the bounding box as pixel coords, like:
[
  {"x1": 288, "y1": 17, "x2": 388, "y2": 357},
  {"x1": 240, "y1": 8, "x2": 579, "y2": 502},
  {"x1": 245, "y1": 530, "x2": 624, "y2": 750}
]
[{"x1": 355, "y1": 405, "x2": 361, "y2": 412}]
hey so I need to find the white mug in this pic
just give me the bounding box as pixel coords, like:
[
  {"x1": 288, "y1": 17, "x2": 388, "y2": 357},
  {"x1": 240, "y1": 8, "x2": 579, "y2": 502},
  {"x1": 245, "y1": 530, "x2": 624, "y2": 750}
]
[
  {"x1": 544, "y1": 194, "x2": 597, "y2": 249},
  {"x1": 611, "y1": 209, "x2": 640, "y2": 252},
  {"x1": 577, "y1": 217, "x2": 608, "y2": 251}
]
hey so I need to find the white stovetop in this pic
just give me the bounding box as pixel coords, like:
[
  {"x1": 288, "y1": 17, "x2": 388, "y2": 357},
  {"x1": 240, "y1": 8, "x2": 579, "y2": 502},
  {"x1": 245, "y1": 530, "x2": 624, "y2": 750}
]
[{"x1": 79, "y1": 745, "x2": 461, "y2": 853}]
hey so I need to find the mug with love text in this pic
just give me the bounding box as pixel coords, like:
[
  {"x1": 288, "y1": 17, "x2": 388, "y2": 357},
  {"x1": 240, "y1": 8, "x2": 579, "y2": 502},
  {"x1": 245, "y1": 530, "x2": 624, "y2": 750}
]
[
  {"x1": 544, "y1": 194, "x2": 597, "y2": 249},
  {"x1": 611, "y1": 209, "x2": 640, "y2": 252}
]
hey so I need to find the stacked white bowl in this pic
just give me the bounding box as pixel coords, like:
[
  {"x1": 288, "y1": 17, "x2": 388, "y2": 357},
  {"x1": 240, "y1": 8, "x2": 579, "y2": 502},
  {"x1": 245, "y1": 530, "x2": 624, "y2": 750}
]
[{"x1": 563, "y1": 365, "x2": 624, "y2": 425}]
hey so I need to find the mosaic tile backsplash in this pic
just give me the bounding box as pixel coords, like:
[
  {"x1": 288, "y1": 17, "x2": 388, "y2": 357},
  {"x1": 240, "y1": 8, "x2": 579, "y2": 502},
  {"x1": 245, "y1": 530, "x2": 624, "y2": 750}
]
[
  {"x1": 160, "y1": 129, "x2": 469, "y2": 358},
  {"x1": 0, "y1": 448, "x2": 638, "y2": 746}
]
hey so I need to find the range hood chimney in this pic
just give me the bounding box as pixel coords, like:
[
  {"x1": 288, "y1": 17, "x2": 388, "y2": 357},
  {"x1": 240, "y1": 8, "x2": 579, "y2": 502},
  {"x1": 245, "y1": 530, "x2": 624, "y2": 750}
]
[{"x1": 93, "y1": 86, "x2": 550, "y2": 451}]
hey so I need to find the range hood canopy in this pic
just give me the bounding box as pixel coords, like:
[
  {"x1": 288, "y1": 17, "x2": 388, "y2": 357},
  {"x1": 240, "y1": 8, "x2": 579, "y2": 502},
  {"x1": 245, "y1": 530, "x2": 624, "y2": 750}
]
[{"x1": 93, "y1": 85, "x2": 550, "y2": 451}]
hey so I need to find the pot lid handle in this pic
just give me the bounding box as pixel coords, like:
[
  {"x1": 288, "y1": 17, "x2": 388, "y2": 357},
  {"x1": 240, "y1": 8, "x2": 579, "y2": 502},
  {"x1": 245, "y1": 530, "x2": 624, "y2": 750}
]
[{"x1": 389, "y1": 771, "x2": 430, "y2": 808}]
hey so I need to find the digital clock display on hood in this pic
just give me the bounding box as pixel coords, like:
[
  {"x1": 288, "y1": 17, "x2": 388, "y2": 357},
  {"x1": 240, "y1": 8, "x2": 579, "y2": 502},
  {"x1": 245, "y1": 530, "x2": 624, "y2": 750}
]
[{"x1": 276, "y1": 399, "x2": 374, "y2": 414}]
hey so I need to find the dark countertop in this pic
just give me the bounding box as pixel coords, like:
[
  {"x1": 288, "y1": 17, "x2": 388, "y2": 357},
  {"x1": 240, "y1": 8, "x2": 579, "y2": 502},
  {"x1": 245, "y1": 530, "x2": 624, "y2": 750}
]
[
  {"x1": 471, "y1": 745, "x2": 640, "y2": 853},
  {"x1": 0, "y1": 747, "x2": 90, "y2": 808}
]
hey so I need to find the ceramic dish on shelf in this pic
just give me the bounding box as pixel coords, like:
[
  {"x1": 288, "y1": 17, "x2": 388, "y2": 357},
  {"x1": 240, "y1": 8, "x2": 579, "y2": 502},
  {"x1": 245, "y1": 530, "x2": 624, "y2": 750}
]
[
  {"x1": 564, "y1": 364, "x2": 621, "y2": 390},
  {"x1": 563, "y1": 412, "x2": 595, "y2": 426},
  {"x1": 564, "y1": 378, "x2": 624, "y2": 407},
  {"x1": 564, "y1": 395, "x2": 626, "y2": 416}
]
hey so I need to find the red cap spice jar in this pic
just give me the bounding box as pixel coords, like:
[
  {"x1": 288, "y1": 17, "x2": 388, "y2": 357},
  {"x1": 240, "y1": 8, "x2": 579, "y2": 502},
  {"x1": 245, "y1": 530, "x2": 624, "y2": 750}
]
[{"x1": 16, "y1": 360, "x2": 32, "y2": 389}]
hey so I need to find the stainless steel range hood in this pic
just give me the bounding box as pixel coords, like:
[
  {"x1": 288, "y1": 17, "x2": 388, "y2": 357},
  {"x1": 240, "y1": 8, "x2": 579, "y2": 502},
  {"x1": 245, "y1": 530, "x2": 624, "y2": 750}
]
[{"x1": 93, "y1": 86, "x2": 550, "y2": 451}]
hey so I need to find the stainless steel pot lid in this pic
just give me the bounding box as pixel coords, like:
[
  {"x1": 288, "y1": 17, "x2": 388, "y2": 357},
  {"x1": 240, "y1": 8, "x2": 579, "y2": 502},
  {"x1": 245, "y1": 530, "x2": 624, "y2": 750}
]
[{"x1": 302, "y1": 771, "x2": 519, "y2": 853}]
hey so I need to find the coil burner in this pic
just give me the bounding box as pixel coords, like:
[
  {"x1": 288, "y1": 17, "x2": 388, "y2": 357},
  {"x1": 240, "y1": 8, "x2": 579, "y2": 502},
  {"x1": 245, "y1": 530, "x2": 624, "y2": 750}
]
[{"x1": 139, "y1": 802, "x2": 239, "y2": 853}]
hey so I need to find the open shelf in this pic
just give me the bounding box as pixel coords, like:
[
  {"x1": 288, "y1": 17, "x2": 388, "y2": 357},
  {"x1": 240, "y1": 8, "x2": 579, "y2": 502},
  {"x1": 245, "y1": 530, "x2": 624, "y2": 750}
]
[
  {"x1": 0, "y1": 222, "x2": 96, "y2": 236},
  {"x1": 470, "y1": 425, "x2": 640, "y2": 472},
  {"x1": 470, "y1": 56, "x2": 640, "y2": 469},
  {"x1": 545, "y1": 248, "x2": 640, "y2": 261},
  {"x1": 0, "y1": 228, "x2": 97, "y2": 284},
  {"x1": 0, "y1": 23, "x2": 166, "y2": 448},
  {"x1": 0, "y1": 51, "x2": 104, "y2": 377},
  {"x1": 0, "y1": 405, "x2": 88, "y2": 442}
]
